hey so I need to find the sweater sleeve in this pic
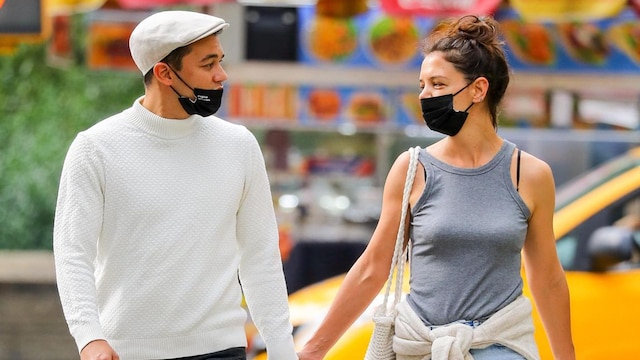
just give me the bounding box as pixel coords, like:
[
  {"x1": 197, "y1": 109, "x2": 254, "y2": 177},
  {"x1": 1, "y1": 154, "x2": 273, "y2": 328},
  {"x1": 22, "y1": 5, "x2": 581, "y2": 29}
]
[
  {"x1": 236, "y1": 132, "x2": 297, "y2": 359},
  {"x1": 53, "y1": 133, "x2": 106, "y2": 352}
]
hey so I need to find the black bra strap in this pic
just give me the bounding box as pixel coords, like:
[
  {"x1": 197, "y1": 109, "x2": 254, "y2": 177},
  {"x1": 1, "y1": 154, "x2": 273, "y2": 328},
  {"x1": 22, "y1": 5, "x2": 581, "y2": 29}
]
[{"x1": 516, "y1": 149, "x2": 521, "y2": 192}]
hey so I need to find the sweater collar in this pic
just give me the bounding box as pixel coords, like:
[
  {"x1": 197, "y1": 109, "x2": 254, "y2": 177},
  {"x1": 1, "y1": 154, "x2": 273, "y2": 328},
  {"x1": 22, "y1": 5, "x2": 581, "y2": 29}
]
[{"x1": 129, "y1": 96, "x2": 200, "y2": 139}]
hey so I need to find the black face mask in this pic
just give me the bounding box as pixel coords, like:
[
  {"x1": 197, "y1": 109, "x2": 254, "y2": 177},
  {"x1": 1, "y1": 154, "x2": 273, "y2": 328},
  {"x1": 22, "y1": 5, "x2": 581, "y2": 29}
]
[
  {"x1": 421, "y1": 82, "x2": 474, "y2": 136},
  {"x1": 169, "y1": 67, "x2": 223, "y2": 117}
]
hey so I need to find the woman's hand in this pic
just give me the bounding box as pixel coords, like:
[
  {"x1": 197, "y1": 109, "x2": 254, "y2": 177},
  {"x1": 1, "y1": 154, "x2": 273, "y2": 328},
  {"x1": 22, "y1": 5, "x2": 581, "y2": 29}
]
[{"x1": 297, "y1": 348, "x2": 324, "y2": 360}]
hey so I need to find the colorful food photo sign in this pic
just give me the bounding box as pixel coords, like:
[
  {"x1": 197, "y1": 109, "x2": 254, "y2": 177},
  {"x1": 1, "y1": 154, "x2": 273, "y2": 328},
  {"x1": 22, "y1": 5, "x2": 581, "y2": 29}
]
[
  {"x1": 343, "y1": 88, "x2": 390, "y2": 126},
  {"x1": 297, "y1": 5, "x2": 432, "y2": 70},
  {"x1": 298, "y1": 2, "x2": 639, "y2": 74},
  {"x1": 363, "y1": 11, "x2": 424, "y2": 70},
  {"x1": 86, "y1": 10, "x2": 146, "y2": 71},
  {"x1": 394, "y1": 87, "x2": 423, "y2": 126},
  {"x1": 224, "y1": 83, "x2": 298, "y2": 122},
  {"x1": 496, "y1": 8, "x2": 640, "y2": 73},
  {"x1": 299, "y1": 7, "x2": 364, "y2": 66},
  {"x1": 298, "y1": 85, "x2": 391, "y2": 128}
]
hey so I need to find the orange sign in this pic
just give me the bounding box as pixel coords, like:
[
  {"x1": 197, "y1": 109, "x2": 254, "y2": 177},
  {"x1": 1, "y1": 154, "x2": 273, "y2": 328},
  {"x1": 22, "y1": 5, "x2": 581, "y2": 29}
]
[
  {"x1": 87, "y1": 19, "x2": 138, "y2": 71},
  {"x1": 226, "y1": 84, "x2": 298, "y2": 121}
]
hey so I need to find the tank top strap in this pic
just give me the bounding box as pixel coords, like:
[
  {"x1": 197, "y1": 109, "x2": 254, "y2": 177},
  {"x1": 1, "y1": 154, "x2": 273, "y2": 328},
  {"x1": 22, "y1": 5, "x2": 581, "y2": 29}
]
[{"x1": 498, "y1": 140, "x2": 517, "y2": 172}]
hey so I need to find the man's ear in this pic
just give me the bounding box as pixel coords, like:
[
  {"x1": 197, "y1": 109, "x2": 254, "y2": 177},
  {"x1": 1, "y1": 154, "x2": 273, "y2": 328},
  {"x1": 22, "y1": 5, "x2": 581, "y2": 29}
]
[
  {"x1": 472, "y1": 76, "x2": 489, "y2": 103},
  {"x1": 153, "y1": 63, "x2": 173, "y2": 86}
]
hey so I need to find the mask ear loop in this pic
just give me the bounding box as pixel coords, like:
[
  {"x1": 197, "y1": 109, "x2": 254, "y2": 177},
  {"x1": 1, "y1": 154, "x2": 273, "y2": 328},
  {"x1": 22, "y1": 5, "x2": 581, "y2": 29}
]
[
  {"x1": 169, "y1": 84, "x2": 197, "y2": 103},
  {"x1": 453, "y1": 80, "x2": 474, "y2": 96},
  {"x1": 169, "y1": 86, "x2": 185, "y2": 98},
  {"x1": 165, "y1": 65, "x2": 192, "y2": 89},
  {"x1": 165, "y1": 64, "x2": 197, "y2": 102},
  {"x1": 454, "y1": 78, "x2": 478, "y2": 113}
]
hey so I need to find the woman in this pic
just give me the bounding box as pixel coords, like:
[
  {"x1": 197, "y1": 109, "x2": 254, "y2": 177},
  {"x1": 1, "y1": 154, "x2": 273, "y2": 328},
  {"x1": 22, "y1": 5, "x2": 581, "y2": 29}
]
[{"x1": 298, "y1": 15, "x2": 575, "y2": 360}]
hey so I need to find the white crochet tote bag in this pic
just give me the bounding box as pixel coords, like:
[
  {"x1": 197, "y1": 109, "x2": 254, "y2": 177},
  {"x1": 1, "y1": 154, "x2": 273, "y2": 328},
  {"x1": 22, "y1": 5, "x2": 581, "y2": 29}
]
[{"x1": 365, "y1": 146, "x2": 420, "y2": 360}]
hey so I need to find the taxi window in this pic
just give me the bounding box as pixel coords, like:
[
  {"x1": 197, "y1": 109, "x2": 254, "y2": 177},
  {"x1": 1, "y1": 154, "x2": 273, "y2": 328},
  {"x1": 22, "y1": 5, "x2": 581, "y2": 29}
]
[{"x1": 557, "y1": 191, "x2": 640, "y2": 271}]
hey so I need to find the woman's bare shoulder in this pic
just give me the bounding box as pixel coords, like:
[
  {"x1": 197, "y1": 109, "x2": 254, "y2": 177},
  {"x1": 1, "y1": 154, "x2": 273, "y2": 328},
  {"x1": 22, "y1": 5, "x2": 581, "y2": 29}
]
[{"x1": 519, "y1": 150, "x2": 554, "y2": 184}]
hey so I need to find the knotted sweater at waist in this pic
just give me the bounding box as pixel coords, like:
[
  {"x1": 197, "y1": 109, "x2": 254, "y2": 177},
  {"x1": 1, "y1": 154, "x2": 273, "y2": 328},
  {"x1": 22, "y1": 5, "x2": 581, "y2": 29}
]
[{"x1": 393, "y1": 295, "x2": 540, "y2": 360}]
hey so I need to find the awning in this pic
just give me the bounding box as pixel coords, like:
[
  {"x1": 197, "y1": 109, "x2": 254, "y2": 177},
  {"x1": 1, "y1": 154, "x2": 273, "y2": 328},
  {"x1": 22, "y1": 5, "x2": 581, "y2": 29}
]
[
  {"x1": 632, "y1": 0, "x2": 640, "y2": 16},
  {"x1": 510, "y1": 0, "x2": 628, "y2": 22},
  {"x1": 380, "y1": 0, "x2": 502, "y2": 17},
  {"x1": 47, "y1": 0, "x2": 107, "y2": 15},
  {"x1": 116, "y1": 0, "x2": 231, "y2": 9}
]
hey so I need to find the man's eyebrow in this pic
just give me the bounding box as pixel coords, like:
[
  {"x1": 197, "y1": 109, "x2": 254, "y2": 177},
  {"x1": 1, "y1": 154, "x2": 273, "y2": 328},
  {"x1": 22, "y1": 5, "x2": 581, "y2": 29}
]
[{"x1": 200, "y1": 53, "x2": 225, "y2": 62}]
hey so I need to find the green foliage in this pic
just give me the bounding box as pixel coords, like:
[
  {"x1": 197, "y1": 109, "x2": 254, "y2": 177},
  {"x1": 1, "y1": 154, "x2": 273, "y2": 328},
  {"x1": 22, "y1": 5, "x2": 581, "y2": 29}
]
[{"x1": 0, "y1": 28, "x2": 143, "y2": 249}]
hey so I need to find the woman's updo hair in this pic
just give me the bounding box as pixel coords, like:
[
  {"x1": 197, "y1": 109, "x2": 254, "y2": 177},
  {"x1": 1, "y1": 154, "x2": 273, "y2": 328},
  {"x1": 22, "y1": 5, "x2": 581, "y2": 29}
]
[{"x1": 422, "y1": 15, "x2": 510, "y2": 128}]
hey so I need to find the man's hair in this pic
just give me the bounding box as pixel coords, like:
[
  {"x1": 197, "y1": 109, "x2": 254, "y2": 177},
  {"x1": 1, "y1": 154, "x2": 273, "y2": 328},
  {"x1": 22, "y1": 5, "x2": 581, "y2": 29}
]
[{"x1": 142, "y1": 44, "x2": 192, "y2": 86}]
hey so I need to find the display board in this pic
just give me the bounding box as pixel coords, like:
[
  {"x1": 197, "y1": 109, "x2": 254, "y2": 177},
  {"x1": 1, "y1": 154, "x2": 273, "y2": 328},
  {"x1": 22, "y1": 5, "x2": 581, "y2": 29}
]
[{"x1": 497, "y1": 8, "x2": 640, "y2": 73}]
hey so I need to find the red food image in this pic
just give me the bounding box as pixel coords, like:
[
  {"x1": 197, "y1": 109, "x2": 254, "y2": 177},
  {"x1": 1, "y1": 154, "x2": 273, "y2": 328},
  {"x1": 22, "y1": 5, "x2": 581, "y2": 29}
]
[
  {"x1": 607, "y1": 22, "x2": 640, "y2": 64},
  {"x1": 348, "y1": 93, "x2": 385, "y2": 123},
  {"x1": 307, "y1": 89, "x2": 341, "y2": 120},
  {"x1": 557, "y1": 22, "x2": 608, "y2": 65},
  {"x1": 502, "y1": 20, "x2": 555, "y2": 65}
]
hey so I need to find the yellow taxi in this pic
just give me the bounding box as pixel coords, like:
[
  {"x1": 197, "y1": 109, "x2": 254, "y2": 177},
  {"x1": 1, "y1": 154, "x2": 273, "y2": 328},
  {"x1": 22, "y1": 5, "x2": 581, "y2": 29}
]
[{"x1": 253, "y1": 146, "x2": 640, "y2": 359}]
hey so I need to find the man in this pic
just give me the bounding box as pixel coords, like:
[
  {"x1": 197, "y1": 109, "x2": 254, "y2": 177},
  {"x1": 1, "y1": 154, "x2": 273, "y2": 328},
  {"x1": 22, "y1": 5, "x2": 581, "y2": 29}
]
[{"x1": 54, "y1": 10, "x2": 297, "y2": 360}]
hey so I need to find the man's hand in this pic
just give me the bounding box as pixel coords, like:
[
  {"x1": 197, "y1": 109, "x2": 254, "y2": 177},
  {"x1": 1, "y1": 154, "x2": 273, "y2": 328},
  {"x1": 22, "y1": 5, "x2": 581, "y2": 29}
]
[{"x1": 80, "y1": 339, "x2": 119, "y2": 360}]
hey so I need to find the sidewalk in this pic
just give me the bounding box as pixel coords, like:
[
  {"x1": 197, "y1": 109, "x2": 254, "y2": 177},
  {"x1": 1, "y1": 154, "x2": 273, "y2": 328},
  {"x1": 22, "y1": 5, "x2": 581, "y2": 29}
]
[
  {"x1": 0, "y1": 251, "x2": 56, "y2": 284},
  {"x1": 0, "y1": 251, "x2": 77, "y2": 359}
]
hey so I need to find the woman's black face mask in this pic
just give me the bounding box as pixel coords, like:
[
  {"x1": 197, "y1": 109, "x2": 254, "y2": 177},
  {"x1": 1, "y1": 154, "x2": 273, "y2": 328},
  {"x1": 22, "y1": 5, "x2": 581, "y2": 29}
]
[
  {"x1": 421, "y1": 81, "x2": 475, "y2": 136},
  {"x1": 168, "y1": 66, "x2": 223, "y2": 117}
]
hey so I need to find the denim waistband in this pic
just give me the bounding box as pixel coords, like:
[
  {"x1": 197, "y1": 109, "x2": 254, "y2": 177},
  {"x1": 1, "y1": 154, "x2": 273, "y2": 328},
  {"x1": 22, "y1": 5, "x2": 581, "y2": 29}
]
[{"x1": 429, "y1": 319, "x2": 482, "y2": 330}]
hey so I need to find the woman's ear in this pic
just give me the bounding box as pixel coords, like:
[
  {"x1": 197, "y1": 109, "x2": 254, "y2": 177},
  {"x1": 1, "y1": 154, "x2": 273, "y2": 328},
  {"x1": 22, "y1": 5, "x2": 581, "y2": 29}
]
[{"x1": 472, "y1": 76, "x2": 489, "y2": 103}]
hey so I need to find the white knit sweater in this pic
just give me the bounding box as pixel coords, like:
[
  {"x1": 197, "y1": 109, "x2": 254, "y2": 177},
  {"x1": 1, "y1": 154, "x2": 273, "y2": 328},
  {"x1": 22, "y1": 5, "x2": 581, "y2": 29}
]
[{"x1": 54, "y1": 97, "x2": 297, "y2": 359}]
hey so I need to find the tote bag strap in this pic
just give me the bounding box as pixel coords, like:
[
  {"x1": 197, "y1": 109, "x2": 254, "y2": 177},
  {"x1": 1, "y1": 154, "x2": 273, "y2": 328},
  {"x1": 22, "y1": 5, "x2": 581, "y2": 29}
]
[{"x1": 380, "y1": 146, "x2": 420, "y2": 312}]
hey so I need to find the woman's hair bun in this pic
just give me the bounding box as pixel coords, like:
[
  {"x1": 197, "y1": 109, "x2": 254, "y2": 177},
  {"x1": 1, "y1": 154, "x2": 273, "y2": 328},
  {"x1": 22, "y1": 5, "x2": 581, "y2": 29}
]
[{"x1": 448, "y1": 15, "x2": 501, "y2": 48}]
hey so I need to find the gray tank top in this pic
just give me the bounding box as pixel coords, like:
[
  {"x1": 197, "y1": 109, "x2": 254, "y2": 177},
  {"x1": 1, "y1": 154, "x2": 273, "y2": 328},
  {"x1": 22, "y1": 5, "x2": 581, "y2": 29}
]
[{"x1": 406, "y1": 140, "x2": 531, "y2": 326}]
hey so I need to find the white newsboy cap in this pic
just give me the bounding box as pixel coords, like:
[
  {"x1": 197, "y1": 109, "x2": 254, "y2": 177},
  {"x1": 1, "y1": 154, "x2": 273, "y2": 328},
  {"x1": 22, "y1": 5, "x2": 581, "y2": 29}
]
[{"x1": 129, "y1": 10, "x2": 229, "y2": 75}]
